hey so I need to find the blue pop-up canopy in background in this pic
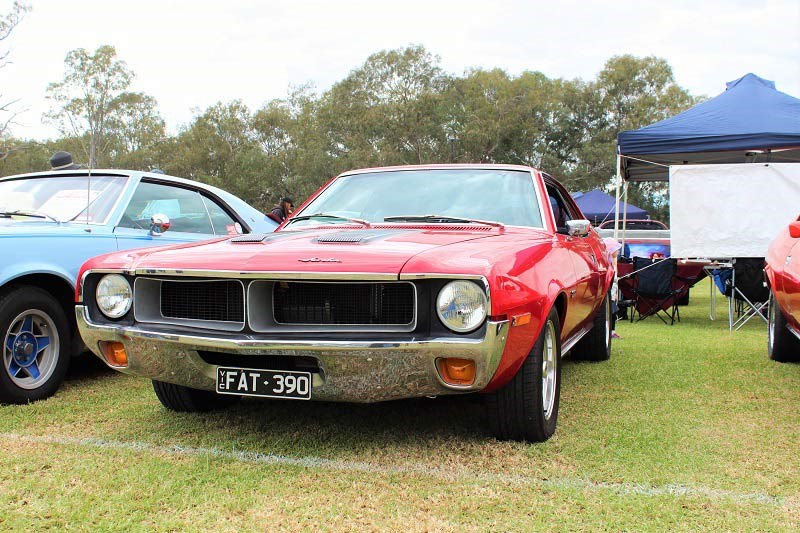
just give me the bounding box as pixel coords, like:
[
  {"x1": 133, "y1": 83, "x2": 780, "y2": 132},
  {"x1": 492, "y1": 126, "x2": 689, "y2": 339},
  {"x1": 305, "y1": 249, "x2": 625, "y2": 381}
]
[
  {"x1": 618, "y1": 73, "x2": 800, "y2": 181},
  {"x1": 573, "y1": 189, "x2": 649, "y2": 225}
]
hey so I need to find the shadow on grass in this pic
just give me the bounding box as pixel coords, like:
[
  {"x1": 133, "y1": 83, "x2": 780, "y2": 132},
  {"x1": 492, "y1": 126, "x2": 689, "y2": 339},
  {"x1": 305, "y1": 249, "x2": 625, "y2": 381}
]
[
  {"x1": 65, "y1": 354, "x2": 115, "y2": 383},
  {"x1": 119, "y1": 358, "x2": 588, "y2": 454}
]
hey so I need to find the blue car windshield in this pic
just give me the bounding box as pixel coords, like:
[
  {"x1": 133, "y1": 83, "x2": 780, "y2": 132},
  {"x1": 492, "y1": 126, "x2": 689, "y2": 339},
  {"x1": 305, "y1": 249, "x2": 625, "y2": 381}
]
[
  {"x1": 288, "y1": 169, "x2": 544, "y2": 228},
  {"x1": 0, "y1": 175, "x2": 127, "y2": 223}
]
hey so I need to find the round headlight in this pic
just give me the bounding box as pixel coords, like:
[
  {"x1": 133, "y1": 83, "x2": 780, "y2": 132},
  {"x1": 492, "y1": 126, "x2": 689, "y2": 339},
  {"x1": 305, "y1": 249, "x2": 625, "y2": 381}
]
[
  {"x1": 96, "y1": 274, "x2": 132, "y2": 319},
  {"x1": 436, "y1": 280, "x2": 488, "y2": 333}
]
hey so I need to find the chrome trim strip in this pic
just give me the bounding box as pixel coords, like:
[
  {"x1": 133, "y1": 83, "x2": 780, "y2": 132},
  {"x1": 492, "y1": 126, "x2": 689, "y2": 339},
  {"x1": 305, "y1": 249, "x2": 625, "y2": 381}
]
[
  {"x1": 78, "y1": 270, "x2": 91, "y2": 302},
  {"x1": 787, "y1": 323, "x2": 800, "y2": 342},
  {"x1": 561, "y1": 326, "x2": 591, "y2": 355},
  {"x1": 531, "y1": 169, "x2": 548, "y2": 232},
  {"x1": 83, "y1": 270, "x2": 494, "y2": 322},
  {"x1": 79, "y1": 305, "x2": 500, "y2": 351},
  {"x1": 398, "y1": 273, "x2": 486, "y2": 281},
  {"x1": 134, "y1": 268, "x2": 399, "y2": 281}
]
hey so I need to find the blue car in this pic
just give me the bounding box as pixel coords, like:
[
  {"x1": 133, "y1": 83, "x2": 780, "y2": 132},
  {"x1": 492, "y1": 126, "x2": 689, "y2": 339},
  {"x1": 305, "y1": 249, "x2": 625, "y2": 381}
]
[{"x1": 0, "y1": 169, "x2": 275, "y2": 403}]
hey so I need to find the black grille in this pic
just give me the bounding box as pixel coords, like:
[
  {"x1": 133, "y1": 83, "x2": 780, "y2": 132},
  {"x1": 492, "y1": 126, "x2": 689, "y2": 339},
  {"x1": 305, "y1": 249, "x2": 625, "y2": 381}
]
[
  {"x1": 273, "y1": 282, "x2": 414, "y2": 325},
  {"x1": 160, "y1": 280, "x2": 244, "y2": 322}
]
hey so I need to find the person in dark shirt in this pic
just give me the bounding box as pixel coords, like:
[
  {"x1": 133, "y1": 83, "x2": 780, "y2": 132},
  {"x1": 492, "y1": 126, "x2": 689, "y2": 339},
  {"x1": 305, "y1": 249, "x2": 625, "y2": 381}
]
[{"x1": 267, "y1": 197, "x2": 294, "y2": 223}]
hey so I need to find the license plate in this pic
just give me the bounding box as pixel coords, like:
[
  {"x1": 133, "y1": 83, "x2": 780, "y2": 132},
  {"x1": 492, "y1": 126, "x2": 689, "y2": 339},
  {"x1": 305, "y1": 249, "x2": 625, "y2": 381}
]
[{"x1": 216, "y1": 367, "x2": 312, "y2": 400}]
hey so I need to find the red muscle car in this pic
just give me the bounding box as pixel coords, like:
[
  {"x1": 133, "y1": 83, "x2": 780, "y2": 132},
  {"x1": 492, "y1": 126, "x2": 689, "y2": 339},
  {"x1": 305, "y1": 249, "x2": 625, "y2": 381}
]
[
  {"x1": 766, "y1": 217, "x2": 800, "y2": 362},
  {"x1": 76, "y1": 165, "x2": 614, "y2": 442}
]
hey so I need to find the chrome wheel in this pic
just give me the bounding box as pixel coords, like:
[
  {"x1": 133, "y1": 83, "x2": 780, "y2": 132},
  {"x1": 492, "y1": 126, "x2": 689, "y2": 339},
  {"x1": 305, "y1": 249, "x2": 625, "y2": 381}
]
[
  {"x1": 768, "y1": 297, "x2": 776, "y2": 352},
  {"x1": 605, "y1": 296, "x2": 612, "y2": 348},
  {"x1": 541, "y1": 320, "x2": 557, "y2": 420},
  {"x1": 3, "y1": 310, "x2": 60, "y2": 390}
]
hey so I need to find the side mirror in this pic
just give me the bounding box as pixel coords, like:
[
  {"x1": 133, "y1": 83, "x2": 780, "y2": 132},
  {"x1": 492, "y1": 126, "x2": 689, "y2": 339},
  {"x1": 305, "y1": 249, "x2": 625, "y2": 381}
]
[
  {"x1": 150, "y1": 214, "x2": 171, "y2": 236},
  {"x1": 789, "y1": 221, "x2": 800, "y2": 238},
  {"x1": 566, "y1": 219, "x2": 591, "y2": 237}
]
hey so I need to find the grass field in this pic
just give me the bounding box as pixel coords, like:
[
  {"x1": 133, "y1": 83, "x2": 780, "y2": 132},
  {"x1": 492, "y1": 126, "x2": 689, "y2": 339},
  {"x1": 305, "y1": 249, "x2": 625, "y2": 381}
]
[{"x1": 1, "y1": 278, "x2": 799, "y2": 531}]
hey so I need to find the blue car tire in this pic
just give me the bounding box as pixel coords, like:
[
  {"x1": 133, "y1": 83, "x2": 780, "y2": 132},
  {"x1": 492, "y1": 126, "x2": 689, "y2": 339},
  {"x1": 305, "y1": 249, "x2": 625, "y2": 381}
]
[{"x1": 0, "y1": 286, "x2": 71, "y2": 403}]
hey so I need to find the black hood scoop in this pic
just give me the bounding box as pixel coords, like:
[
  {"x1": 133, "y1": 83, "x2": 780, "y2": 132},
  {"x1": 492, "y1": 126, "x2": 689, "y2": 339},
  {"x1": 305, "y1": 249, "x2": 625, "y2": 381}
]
[
  {"x1": 229, "y1": 232, "x2": 294, "y2": 244},
  {"x1": 315, "y1": 229, "x2": 407, "y2": 244}
]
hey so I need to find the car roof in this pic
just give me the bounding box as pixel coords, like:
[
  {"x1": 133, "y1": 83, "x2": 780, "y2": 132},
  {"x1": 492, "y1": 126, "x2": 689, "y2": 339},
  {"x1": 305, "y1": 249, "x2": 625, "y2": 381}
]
[{"x1": 0, "y1": 169, "x2": 235, "y2": 200}]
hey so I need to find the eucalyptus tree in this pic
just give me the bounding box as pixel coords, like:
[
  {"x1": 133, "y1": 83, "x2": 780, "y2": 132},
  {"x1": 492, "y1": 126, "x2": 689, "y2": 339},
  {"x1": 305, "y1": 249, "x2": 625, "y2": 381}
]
[
  {"x1": 0, "y1": 2, "x2": 30, "y2": 149},
  {"x1": 163, "y1": 100, "x2": 269, "y2": 206},
  {"x1": 318, "y1": 45, "x2": 451, "y2": 167},
  {"x1": 44, "y1": 45, "x2": 163, "y2": 168}
]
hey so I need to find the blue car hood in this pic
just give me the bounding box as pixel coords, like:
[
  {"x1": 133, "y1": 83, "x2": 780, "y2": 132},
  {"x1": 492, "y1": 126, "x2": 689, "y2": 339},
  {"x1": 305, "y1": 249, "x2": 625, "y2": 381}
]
[{"x1": 0, "y1": 219, "x2": 111, "y2": 237}]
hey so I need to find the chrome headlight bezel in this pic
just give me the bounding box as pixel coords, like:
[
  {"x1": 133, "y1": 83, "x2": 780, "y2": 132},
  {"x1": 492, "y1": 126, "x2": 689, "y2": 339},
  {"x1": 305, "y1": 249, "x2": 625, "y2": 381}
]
[
  {"x1": 96, "y1": 274, "x2": 133, "y2": 319},
  {"x1": 435, "y1": 280, "x2": 489, "y2": 333}
]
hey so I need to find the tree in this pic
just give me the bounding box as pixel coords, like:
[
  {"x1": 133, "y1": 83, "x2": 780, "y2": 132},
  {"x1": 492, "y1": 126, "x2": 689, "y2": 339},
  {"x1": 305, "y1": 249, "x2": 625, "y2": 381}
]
[
  {"x1": 562, "y1": 55, "x2": 697, "y2": 217},
  {"x1": 317, "y1": 45, "x2": 451, "y2": 167},
  {"x1": 44, "y1": 45, "x2": 164, "y2": 168},
  {"x1": 0, "y1": 1, "x2": 30, "y2": 148},
  {"x1": 107, "y1": 93, "x2": 167, "y2": 170},
  {"x1": 162, "y1": 100, "x2": 269, "y2": 206}
]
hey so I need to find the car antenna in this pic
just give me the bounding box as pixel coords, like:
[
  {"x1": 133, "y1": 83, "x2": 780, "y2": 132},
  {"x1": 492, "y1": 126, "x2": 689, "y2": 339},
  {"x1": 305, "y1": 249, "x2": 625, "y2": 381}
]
[{"x1": 86, "y1": 158, "x2": 92, "y2": 227}]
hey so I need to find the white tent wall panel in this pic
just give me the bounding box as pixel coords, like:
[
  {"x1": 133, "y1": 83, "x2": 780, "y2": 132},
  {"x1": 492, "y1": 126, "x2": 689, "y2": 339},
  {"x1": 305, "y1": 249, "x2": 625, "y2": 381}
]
[{"x1": 670, "y1": 163, "x2": 800, "y2": 258}]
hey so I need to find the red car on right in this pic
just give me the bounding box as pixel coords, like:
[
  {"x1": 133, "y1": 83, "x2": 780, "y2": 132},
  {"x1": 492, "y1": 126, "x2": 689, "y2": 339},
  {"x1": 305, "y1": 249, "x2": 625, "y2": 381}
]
[{"x1": 765, "y1": 217, "x2": 800, "y2": 362}]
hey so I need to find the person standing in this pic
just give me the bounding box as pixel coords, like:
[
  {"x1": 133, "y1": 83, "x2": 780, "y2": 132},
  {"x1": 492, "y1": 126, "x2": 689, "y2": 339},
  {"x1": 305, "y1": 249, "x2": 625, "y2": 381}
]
[{"x1": 603, "y1": 237, "x2": 623, "y2": 338}]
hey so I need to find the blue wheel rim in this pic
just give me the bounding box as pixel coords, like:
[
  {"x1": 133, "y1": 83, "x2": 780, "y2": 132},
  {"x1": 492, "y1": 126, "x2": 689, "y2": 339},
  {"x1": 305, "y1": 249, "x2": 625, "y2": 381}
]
[{"x1": 3, "y1": 310, "x2": 59, "y2": 390}]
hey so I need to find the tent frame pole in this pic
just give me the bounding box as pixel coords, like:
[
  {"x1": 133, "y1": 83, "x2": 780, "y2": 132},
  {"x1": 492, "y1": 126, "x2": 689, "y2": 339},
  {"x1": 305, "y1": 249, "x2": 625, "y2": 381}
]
[
  {"x1": 614, "y1": 153, "x2": 622, "y2": 240},
  {"x1": 621, "y1": 180, "x2": 629, "y2": 256},
  {"x1": 611, "y1": 153, "x2": 623, "y2": 305}
]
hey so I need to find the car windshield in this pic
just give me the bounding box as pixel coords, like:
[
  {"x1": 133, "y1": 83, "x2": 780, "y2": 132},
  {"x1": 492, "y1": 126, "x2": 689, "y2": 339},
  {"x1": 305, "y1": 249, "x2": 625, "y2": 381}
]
[
  {"x1": 0, "y1": 175, "x2": 127, "y2": 224},
  {"x1": 288, "y1": 169, "x2": 543, "y2": 228}
]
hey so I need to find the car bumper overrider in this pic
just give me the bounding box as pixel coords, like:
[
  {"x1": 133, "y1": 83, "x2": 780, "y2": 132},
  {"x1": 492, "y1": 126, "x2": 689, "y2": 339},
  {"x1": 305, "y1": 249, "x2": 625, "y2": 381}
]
[{"x1": 76, "y1": 306, "x2": 509, "y2": 403}]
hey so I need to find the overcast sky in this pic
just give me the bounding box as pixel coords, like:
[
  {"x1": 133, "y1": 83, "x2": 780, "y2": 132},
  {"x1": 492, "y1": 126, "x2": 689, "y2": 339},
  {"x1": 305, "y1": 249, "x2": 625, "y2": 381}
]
[{"x1": 3, "y1": 0, "x2": 799, "y2": 140}]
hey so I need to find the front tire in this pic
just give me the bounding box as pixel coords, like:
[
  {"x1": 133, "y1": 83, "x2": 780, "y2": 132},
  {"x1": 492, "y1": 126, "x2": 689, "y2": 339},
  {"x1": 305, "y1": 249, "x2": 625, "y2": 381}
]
[
  {"x1": 768, "y1": 292, "x2": 800, "y2": 362},
  {"x1": 571, "y1": 293, "x2": 612, "y2": 361},
  {"x1": 0, "y1": 286, "x2": 71, "y2": 404},
  {"x1": 152, "y1": 380, "x2": 241, "y2": 412},
  {"x1": 486, "y1": 307, "x2": 562, "y2": 442}
]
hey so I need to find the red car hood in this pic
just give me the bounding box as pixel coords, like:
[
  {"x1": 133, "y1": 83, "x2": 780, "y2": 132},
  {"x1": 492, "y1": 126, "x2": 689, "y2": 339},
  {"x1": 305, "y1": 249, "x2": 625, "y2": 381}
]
[{"x1": 125, "y1": 226, "x2": 510, "y2": 276}]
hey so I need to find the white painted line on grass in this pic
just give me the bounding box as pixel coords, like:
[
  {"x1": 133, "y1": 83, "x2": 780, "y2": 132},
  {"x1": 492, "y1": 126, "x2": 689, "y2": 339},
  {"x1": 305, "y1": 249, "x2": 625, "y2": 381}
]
[{"x1": 0, "y1": 432, "x2": 784, "y2": 506}]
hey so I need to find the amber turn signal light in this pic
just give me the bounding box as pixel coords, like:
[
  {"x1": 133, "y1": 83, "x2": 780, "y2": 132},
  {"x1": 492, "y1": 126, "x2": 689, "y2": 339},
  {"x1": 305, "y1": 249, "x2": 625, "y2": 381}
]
[
  {"x1": 99, "y1": 341, "x2": 128, "y2": 367},
  {"x1": 437, "y1": 358, "x2": 476, "y2": 386}
]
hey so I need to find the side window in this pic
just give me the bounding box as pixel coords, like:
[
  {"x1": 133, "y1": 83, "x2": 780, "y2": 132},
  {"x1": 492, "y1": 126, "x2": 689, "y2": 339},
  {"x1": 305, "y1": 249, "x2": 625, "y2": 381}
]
[
  {"x1": 202, "y1": 195, "x2": 242, "y2": 235},
  {"x1": 119, "y1": 182, "x2": 213, "y2": 234},
  {"x1": 546, "y1": 184, "x2": 574, "y2": 233}
]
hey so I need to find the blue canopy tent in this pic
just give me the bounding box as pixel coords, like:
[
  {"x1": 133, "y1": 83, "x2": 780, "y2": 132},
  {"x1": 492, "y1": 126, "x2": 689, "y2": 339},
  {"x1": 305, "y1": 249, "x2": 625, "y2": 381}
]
[
  {"x1": 617, "y1": 73, "x2": 800, "y2": 182},
  {"x1": 573, "y1": 189, "x2": 648, "y2": 225},
  {"x1": 611, "y1": 73, "x2": 800, "y2": 240}
]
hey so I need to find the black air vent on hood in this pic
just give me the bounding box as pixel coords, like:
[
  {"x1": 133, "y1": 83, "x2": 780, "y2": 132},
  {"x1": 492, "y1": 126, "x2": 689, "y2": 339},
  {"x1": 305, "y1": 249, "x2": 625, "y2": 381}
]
[
  {"x1": 229, "y1": 232, "x2": 293, "y2": 244},
  {"x1": 315, "y1": 229, "x2": 405, "y2": 244}
]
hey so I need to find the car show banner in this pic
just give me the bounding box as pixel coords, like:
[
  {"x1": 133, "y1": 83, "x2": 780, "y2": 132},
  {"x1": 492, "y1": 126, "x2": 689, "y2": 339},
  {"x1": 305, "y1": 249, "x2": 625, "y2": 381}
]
[{"x1": 670, "y1": 163, "x2": 800, "y2": 258}]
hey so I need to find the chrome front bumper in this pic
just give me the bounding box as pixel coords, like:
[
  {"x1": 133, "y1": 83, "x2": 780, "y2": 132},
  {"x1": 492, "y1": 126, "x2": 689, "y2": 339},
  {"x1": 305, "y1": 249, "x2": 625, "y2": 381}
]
[{"x1": 76, "y1": 306, "x2": 508, "y2": 403}]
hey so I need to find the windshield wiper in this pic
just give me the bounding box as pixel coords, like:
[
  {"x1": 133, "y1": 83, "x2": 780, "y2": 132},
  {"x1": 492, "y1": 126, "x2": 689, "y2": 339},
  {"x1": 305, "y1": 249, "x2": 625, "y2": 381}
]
[
  {"x1": 288, "y1": 212, "x2": 371, "y2": 227},
  {"x1": 384, "y1": 214, "x2": 504, "y2": 228},
  {"x1": 0, "y1": 210, "x2": 61, "y2": 223}
]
